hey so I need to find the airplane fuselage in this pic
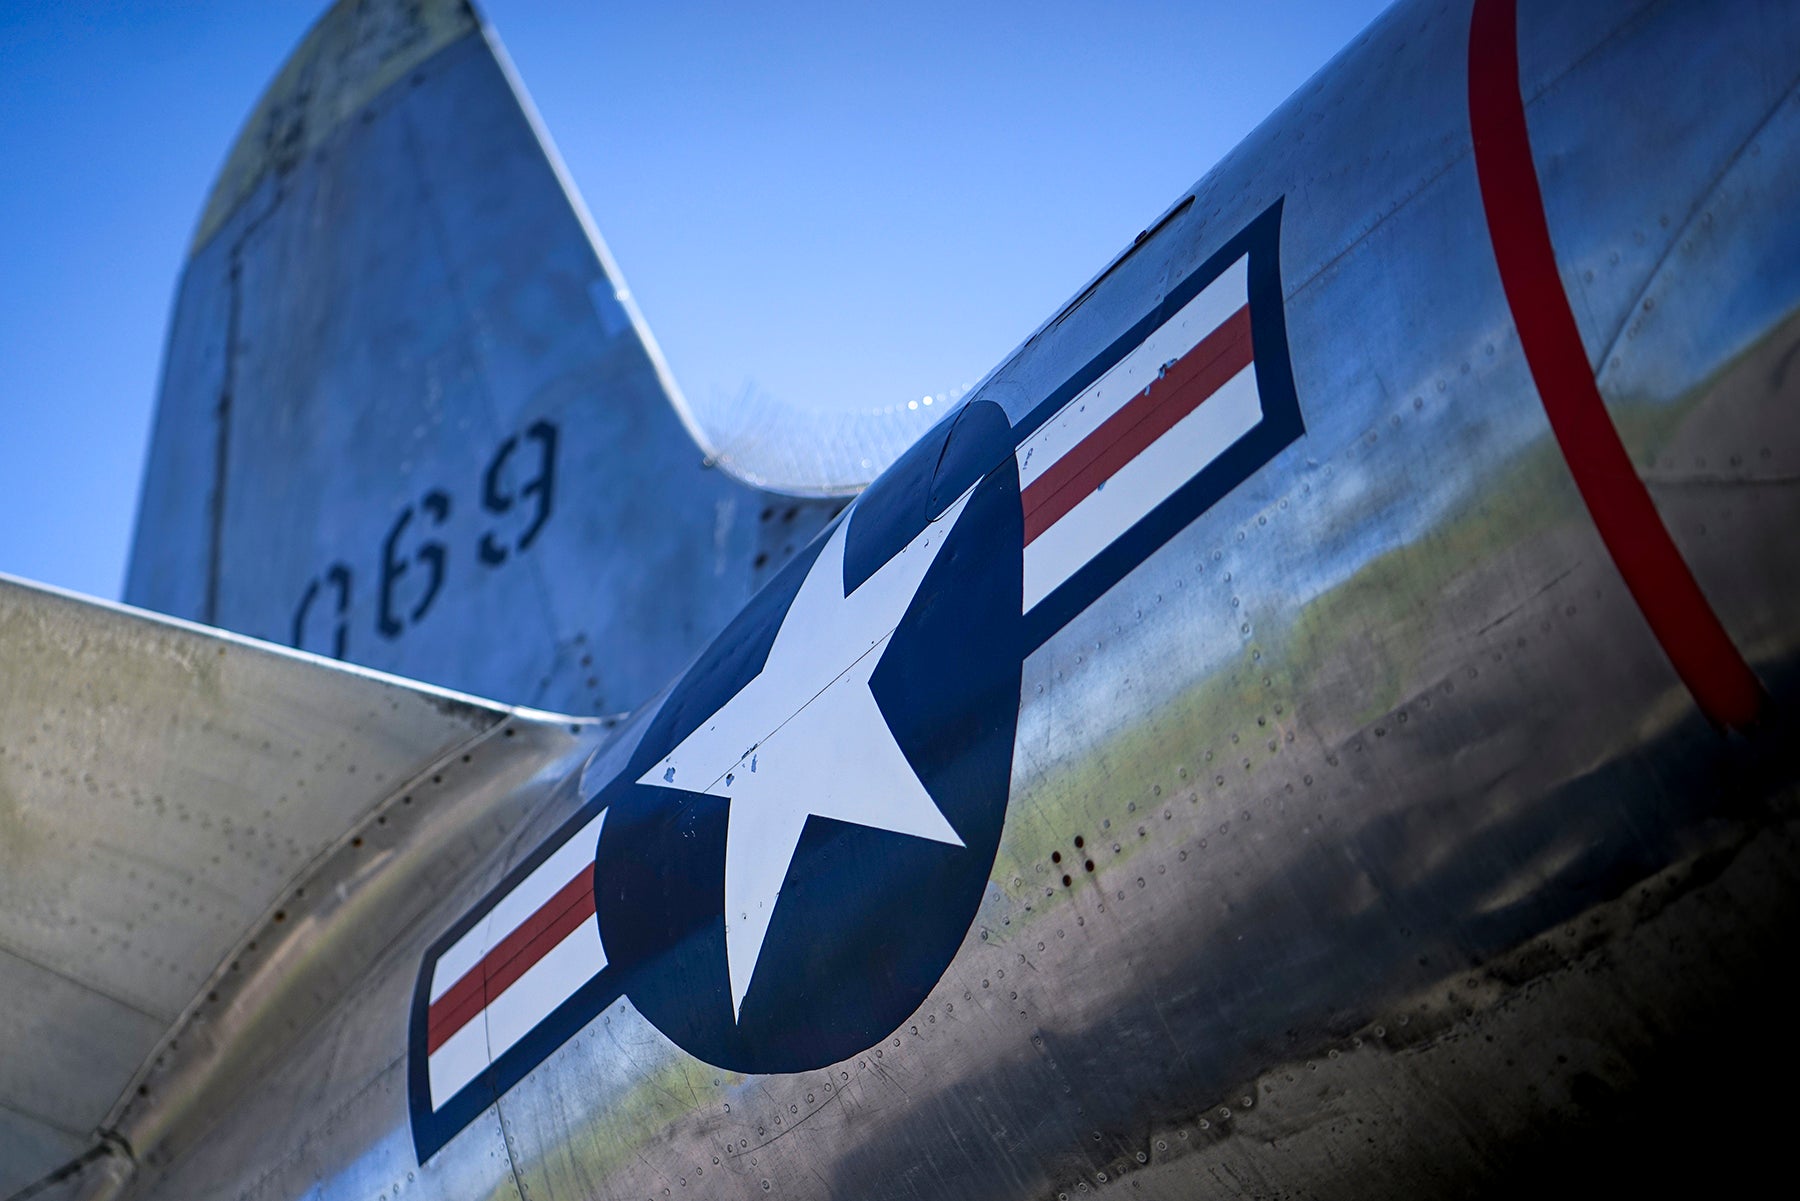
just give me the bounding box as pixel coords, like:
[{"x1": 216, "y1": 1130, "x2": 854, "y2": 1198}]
[{"x1": 97, "y1": 1, "x2": 1800, "y2": 1198}]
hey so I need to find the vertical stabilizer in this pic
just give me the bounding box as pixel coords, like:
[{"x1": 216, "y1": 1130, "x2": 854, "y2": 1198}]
[{"x1": 126, "y1": 0, "x2": 842, "y2": 715}]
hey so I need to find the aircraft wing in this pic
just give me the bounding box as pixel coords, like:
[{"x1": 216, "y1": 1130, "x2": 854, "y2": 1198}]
[{"x1": 0, "y1": 575, "x2": 592, "y2": 1196}]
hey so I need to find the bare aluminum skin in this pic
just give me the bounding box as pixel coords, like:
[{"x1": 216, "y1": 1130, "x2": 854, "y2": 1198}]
[{"x1": 11, "y1": 0, "x2": 1799, "y2": 1197}]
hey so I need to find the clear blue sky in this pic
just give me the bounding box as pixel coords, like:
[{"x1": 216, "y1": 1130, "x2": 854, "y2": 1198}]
[{"x1": 0, "y1": 0, "x2": 1388, "y2": 601}]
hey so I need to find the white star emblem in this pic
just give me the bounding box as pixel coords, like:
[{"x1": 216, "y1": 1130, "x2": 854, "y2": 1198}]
[{"x1": 638, "y1": 492, "x2": 974, "y2": 1019}]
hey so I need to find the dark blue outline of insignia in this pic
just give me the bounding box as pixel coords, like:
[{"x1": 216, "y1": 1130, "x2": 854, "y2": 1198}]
[
  {"x1": 407, "y1": 808, "x2": 619, "y2": 1163},
  {"x1": 1015, "y1": 197, "x2": 1302, "y2": 654},
  {"x1": 408, "y1": 197, "x2": 1300, "y2": 1163}
]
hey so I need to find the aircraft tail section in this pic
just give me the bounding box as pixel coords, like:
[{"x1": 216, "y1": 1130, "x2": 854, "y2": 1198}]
[{"x1": 125, "y1": 0, "x2": 845, "y2": 716}]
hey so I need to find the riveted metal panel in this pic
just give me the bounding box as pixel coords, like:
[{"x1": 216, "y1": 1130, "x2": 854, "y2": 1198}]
[
  {"x1": 0, "y1": 572, "x2": 586, "y2": 1195},
  {"x1": 83, "y1": 0, "x2": 1800, "y2": 1197}
]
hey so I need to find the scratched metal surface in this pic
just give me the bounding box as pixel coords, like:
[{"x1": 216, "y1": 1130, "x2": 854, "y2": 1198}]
[{"x1": 99, "y1": 0, "x2": 1800, "y2": 1198}]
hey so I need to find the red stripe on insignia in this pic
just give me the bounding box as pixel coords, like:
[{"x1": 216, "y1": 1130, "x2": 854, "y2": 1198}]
[
  {"x1": 426, "y1": 973, "x2": 489, "y2": 1056},
  {"x1": 1467, "y1": 0, "x2": 1764, "y2": 730},
  {"x1": 426, "y1": 866, "x2": 597, "y2": 1054},
  {"x1": 482, "y1": 870, "x2": 597, "y2": 1002},
  {"x1": 1022, "y1": 304, "x2": 1254, "y2": 546}
]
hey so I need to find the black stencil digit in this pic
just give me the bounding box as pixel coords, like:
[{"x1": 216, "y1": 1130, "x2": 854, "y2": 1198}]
[
  {"x1": 378, "y1": 506, "x2": 414, "y2": 640},
  {"x1": 293, "y1": 579, "x2": 320, "y2": 650},
  {"x1": 326, "y1": 563, "x2": 352, "y2": 659},
  {"x1": 294, "y1": 562, "x2": 354, "y2": 658},
  {"x1": 291, "y1": 579, "x2": 320, "y2": 651},
  {"x1": 519, "y1": 420, "x2": 557, "y2": 551},
  {"x1": 412, "y1": 490, "x2": 452, "y2": 623},
  {"x1": 478, "y1": 422, "x2": 557, "y2": 563},
  {"x1": 479, "y1": 435, "x2": 518, "y2": 566},
  {"x1": 380, "y1": 489, "x2": 452, "y2": 638}
]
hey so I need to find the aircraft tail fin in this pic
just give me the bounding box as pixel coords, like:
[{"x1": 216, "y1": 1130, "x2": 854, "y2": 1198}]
[{"x1": 124, "y1": 0, "x2": 846, "y2": 717}]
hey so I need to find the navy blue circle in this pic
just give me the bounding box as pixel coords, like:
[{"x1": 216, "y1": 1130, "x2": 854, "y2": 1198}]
[{"x1": 593, "y1": 423, "x2": 1022, "y2": 1073}]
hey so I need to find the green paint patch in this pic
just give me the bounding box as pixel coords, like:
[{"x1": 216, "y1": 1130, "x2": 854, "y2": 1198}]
[{"x1": 992, "y1": 434, "x2": 1590, "y2": 934}]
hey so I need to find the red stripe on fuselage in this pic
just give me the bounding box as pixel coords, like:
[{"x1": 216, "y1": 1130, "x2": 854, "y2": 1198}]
[
  {"x1": 1022, "y1": 304, "x2": 1254, "y2": 546},
  {"x1": 1467, "y1": 0, "x2": 1764, "y2": 730},
  {"x1": 425, "y1": 866, "x2": 597, "y2": 1055}
]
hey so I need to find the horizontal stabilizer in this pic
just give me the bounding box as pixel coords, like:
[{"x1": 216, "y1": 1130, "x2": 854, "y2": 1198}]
[{"x1": 0, "y1": 574, "x2": 587, "y2": 1197}]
